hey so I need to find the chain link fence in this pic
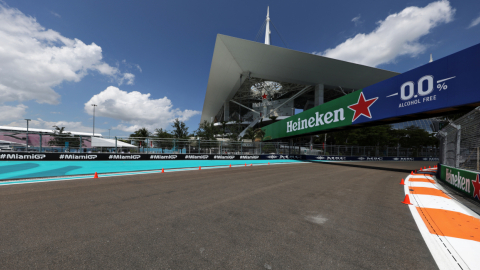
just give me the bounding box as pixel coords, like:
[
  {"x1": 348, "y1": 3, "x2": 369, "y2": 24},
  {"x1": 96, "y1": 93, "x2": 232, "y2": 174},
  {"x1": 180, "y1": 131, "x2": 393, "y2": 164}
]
[
  {"x1": 437, "y1": 107, "x2": 480, "y2": 171},
  {"x1": 0, "y1": 132, "x2": 439, "y2": 157},
  {"x1": 0, "y1": 133, "x2": 290, "y2": 155},
  {"x1": 289, "y1": 144, "x2": 438, "y2": 157}
]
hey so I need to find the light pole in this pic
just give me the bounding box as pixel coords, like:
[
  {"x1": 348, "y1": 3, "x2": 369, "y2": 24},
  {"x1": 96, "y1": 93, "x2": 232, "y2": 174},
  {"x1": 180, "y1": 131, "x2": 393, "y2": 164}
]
[
  {"x1": 108, "y1": 128, "x2": 111, "y2": 138},
  {"x1": 91, "y1": 104, "x2": 97, "y2": 137},
  {"x1": 25, "y1": 119, "x2": 31, "y2": 151}
]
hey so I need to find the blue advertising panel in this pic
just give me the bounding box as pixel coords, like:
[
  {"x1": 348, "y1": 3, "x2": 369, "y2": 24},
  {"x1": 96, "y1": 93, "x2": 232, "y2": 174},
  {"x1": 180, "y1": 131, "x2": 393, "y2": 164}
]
[
  {"x1": 262, "y1": 42, "x2": 480, "y2": 140},
  {"x1": 355, "y1": 42, "x2": 480, "y2": 124}
]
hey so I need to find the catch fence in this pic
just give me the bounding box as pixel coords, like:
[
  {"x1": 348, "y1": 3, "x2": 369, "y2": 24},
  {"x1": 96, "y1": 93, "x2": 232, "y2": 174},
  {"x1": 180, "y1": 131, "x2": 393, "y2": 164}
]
[
  {"x1": 437, "y1": 107, "x2": 480, "y2": 171},
  {"x1": 0, "y1": 132, "x2": 438, "y2": 157},
  {"x1": 288, "y1": 144, "x2": 438, "y2": 157}
]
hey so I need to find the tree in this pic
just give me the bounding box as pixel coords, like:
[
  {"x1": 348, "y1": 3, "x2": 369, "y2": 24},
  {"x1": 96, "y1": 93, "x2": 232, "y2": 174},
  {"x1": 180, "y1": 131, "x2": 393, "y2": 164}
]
[
  {"x1": 269, "y1": 115, "x2": 278, "y2": 121},
  {"x1": 48, "y1": 126, "x2": 83, "y2": 148},
  {"x1": 329, "y1": 125, "x2": 397, "y2": 146},
  {"x1": 153, "y1": 128, "x2": 173, "y2": 150},
  {"x1": 399, "y1": 126, "x2": 437, "y2": 148},
  {"x1": 129, "y1": 127, "x2": 151, "y2": 148},
  {"x1": 195, "y1": 121, "x2": 218, "y2": 140},
  {"x1": 171, "y1": 118, "x2": 189, "y2": 139},
  {"x1": 254, "y1": 127, "x2": 266, "y2": 142},
  {"x1": 154, "y1": 128, "x2": 173, "y2": 139},
  {"x1": 243, "y1": 128, "x2": 256, "y2": 140},
  {"x1": 129, "y1": 127, "x2": 151, "y2": 138}
]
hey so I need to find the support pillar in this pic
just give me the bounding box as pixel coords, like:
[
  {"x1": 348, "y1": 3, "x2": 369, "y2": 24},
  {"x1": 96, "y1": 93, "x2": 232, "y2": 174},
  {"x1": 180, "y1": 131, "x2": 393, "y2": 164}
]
[
  {"x1": 224, "y1": 101, "x2": 229, "y2": 122},
  {"x1": 314, "y1": 84, "x2": 324, "y2": 107}
]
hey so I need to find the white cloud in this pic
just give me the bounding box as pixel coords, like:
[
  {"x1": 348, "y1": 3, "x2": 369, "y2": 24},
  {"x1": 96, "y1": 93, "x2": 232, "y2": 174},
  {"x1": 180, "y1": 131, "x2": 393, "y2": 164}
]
[
  {"x1": 352, "y1": 15, "x2": 362, "y2": 26},
  {"x1": 122, "y1": 59, "x2": 142, "y2": 72},
  {"x1": 120, "y1": 73, "x2": 135, "y2": 85},
  {"x1": 318, "y1": 1, "x2": 455, "y2": 67},
  {"x1": 0, "y1": 4, "x2": 134, "y2": 105},
  {"x1": 468, "y1": 14, "x2": 480, "y2": 28},
  {"x1": 5, "y1": 118, "x2": 103, "y2": 133},
  {"x1": 0, "y1": 104, "x2": 27, "y2": 122},
  {"x1": 84, "y1": 86, "x2": 200, "y2": 133},
  {"x1": 50, "y1": 11, "x2": 61, "y2": 18}
]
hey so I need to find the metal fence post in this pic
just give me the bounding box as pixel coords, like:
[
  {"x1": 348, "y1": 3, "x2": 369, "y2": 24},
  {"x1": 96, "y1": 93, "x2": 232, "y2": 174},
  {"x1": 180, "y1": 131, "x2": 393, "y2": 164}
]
[
  {"x1": 115, "y1": 136, "x2": 118, "y2": 153},
  {"x1": 456, "y1": 125, "x2": 461, "y2": 168},
  {"x1": 477, "y1": 147, "x2": 479, "y2": 171},
  {"x1": 438, "y1": 131, "x2": 447, "y2": 164}
]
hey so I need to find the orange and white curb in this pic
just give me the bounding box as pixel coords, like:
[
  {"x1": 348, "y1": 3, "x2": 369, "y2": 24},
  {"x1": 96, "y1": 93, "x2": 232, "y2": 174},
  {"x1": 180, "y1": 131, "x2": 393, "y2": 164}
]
[{"x1": 404, "y1": 168, "x2": 480, "y2": 270}]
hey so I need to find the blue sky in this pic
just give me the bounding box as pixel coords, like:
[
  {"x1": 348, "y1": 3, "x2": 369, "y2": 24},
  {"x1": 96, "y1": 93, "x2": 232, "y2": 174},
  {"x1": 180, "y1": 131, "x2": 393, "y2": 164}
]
[{"x1": 0, "y1": 0, "x2": 479, "y2": 137}]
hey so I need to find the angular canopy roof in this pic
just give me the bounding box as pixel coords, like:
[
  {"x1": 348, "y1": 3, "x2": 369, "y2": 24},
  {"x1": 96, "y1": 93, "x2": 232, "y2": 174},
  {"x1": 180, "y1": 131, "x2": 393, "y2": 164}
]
[
  {"x1": 91, "y1": 137, "x2": 136, "y2": 148},
  {"x1": 201, "y1": 34, "x2": 400, "y2": 123},
  {"x1": 0, "y1": 125, "x2": 102, "y2": 137}
]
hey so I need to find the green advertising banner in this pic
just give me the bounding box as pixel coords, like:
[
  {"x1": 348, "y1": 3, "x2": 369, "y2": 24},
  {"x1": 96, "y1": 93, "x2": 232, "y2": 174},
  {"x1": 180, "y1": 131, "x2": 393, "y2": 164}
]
[
  {"x1": 439, "y1": 165, "x2": 480, "y2": 201},
  {"x1": 263, "y1": 90, "x2": 371, "y2": 140},
  {"x1": 262, "y1": 42, "x2": 480, "y2": 141}
]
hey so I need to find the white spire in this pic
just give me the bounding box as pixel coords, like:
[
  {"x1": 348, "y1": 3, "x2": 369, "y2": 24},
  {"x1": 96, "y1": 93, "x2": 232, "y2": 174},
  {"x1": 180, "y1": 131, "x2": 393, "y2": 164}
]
[
  {"x1": 429, "y1": 54, "x2": 433, "y2": 63},
  {"x1": 264, "y1": 6, "x2": 270, "y2": 45}
]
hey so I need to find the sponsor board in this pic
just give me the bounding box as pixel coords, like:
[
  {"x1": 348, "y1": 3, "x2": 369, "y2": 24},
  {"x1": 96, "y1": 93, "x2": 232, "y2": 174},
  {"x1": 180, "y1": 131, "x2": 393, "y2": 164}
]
[
  {"x1": 185, "y1": 155, "x2": 209, "y2": 160},
  {"x1": 0, "y1": 152, "x2": 300, "y2": 161},
  {"x1": 306, "y1": 155, "x2": 438, "y2": 162},
  {"x1": 262, "y1": 43, "x2": 480, "y2": 140},
  {"x1": 0, "y1": 152, "x2": 438, "y2": 162},
  {"x1": 109, "y1": 155, "x2": 141, "y2": 160},
  {"x1": 60, "y1": 154, "x2": 97, "y2": 160},
  {"x1": 240, "y1": 155, "x2": 260, "y2": 159},
  {"x1": 439, "y1": 165, "x2": 480, "y2": 200},
  {"x1": 214, "y1": 155, "x2": 235, "y2": 159},
  {"x1": 150, "y1": 155, "x2": 178, "y2": 160},
  {"x1": 0, "y1": 153, "x2": 46, "y2": 160}
]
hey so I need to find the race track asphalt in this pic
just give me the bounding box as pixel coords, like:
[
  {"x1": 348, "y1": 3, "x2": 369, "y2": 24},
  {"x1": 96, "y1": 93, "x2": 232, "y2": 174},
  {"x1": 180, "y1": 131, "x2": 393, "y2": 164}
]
[{"x1": 0, "y1": 161, "x2": 439, "y2": 269}]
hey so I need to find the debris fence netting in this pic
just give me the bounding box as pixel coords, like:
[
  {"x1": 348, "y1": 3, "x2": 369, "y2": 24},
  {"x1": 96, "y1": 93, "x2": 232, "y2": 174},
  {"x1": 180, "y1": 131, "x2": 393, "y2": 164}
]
[
  {"x1": 0, "y1": 131, "x2": 438, "y2": 158},
  {"x1": 437, "y1": 107, "x2": 480, "y2": 172}
]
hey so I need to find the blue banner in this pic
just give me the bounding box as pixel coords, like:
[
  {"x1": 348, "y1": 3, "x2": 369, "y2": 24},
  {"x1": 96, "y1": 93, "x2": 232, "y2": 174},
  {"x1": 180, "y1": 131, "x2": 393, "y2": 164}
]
[{"x1": 355, "y1": 43, "x2": 480, "y2": 124}]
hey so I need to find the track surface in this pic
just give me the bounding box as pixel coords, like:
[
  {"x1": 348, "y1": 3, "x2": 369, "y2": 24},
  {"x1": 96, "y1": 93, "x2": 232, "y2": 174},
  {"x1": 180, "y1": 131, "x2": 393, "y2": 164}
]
[{"x1": 0, "y1": 161, "x2": 438, "y2": 269}]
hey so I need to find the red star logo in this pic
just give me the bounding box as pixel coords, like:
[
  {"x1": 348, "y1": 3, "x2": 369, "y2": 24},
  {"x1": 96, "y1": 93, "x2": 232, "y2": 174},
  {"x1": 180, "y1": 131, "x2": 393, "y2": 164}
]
[
  {"x1": 262, "y1": 93, "x2": 268, "y2": 100},
  {"x1": 347, "y1": 92, "x2": 378, "y2": 122},
  {"x1": 472, "y1": 174, "x2": 480, "y2": 200}
]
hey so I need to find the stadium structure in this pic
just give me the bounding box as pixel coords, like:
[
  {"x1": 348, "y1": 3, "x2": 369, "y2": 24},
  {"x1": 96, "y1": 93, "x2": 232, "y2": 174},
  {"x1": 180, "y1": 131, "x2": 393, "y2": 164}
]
[
  {"x1": 201, "y1": 8, "x2": 441, "y2": 140},
  {"x1": 0, "y1": 126, "x2": 136, "y2": 152}
]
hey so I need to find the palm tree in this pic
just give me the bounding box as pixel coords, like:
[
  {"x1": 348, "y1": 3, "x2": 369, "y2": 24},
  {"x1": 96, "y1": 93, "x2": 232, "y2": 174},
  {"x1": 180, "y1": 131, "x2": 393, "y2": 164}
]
[
  {"x1": 130, "y1": 127, "x2": 151, "y2": 138},
  {"x1": 254, "y1": 128, "x2": 266, "y2": 142},
  {"x1": 129, "y1": 128, "x2": 151, "y2": 148},
  {"x1": 243, "y1": 127, "x2": 256, "y2": 140},
  {"x1": 48, "y1": 126, "x2": 72, "y2": 146}
]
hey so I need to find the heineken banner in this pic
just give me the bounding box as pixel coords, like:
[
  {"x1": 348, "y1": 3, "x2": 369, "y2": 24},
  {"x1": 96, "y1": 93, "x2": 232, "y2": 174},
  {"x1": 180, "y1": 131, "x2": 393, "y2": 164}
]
[
  {"x1": 0, "y1": 152, "x2": 305, "y2": 161},
  {"x1": 439, "y1": 164, "x2": 480, "y2": 201},
  {"x1": 263, "y1": 42, "x2": 480, "y2": 140}
]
